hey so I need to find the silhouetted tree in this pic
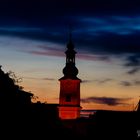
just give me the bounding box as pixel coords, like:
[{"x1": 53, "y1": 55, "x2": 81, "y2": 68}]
[
  {"x1": 7, "y1": 70, "x2": 23, "y2": 89},
  {"x1": 0, "y1": 65, "x2": 33, "y2": 108},
  {"x1": 0, "y1": 65, "x2": 61, "y2": 139}
]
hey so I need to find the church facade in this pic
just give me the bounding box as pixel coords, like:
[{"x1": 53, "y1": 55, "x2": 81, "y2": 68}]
[{"x1": 58, "y1": 35, "x2": 81, "y2": 119}]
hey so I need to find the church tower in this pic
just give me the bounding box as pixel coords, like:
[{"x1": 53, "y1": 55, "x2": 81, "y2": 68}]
[{"x1": 58, "y1": 34, "x2": 81, "y2": 119}]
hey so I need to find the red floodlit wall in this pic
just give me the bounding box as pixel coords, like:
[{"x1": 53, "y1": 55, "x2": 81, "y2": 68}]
[
  {"x1": 59, "y1": 79, "x2": 81, "y2": 119},
  {"x1": 59, "y1": 79, "x2": 80, "y2": 106},
  {"x1": 58, "y1": 106, "x2": 81, "y2": 119}
]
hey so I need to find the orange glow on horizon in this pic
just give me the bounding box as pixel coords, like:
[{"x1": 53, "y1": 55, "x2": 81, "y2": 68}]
[{"x1": 22, "y1": 79, "x2": 139, "y2": 112}]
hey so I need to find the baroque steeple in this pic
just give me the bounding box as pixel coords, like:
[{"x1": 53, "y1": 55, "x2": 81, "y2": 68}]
[
  {"x1": 58, "y1": 33, "x2": 81, "y2": 119},
  {"x1": 61, "y1": 34, "x2": 79, "y2": 79}
]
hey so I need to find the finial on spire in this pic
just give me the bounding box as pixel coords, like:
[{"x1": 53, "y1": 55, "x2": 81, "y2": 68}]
[
  {"x1": 68, "y1": 26, "x2": 72, "y2": 42},
  {"x1": 67, "y1": 26, "x2": 74, "y2": 49}
]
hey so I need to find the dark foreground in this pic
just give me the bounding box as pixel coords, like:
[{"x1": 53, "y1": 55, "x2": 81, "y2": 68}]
[{"x1": 0, "y1": 106, "x2": 140, "y2": 140}]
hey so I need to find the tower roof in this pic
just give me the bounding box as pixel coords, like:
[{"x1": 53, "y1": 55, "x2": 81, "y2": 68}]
[{"x1": 59, "y1": 34, "x2": 81, "y2": 80}]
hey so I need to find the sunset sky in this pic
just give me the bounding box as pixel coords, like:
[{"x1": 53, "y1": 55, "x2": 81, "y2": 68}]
[{"x1": 0, "y1": 0, "x2": 140, "y2": 111}]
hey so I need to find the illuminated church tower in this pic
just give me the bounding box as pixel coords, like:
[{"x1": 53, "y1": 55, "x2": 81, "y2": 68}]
[{"x1": 58, "y1": 34, "x2": 81, "y2": 119}]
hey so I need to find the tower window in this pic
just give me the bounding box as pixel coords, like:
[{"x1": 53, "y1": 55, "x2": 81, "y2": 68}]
[{"x1": 66, "y1": 95, "x2": 71, "y2": 102}]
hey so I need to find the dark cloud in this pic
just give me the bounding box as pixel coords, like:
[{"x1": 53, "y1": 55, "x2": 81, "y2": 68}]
[
  {"x1": 23, "y1": 77, "x2": 55, "y2": 81},
  {"x1": 81, "y1": 96, "x2": 131, "y2": 106},
  {"x1": 94, "y1": 78, "x2": 113, "y2": 84},
  {"x1": 120, "y1": 80, "x2": 140, "y2": 86},
  {"x1": 127, "y1": 68, "x2": 140, "y2": 75},
  {"x1": 77, "y1": 54, "x2": 110, "y2": 61},
  {"x1": 125, "y1": 54, "x2": 140, "y2": 67},
  {"x1": 120, "y1": 81, "x2": 132, "y2": 87},
  {"x1": 0, "y1": 27, "x2": 66, "y2": 43},
  {"x1": 26, "y1": 44, "x2": 64, "y2": 58},
  {"x1": 125, "y1": 54, "x2": 140, "y2": 74},
  {"x1": 42, "y1": 78, "x2": 55, "y2": 81},
  {"x1": 25, "y1": 44, "x2": 110, "y2": 62},
  {"x1": 28, "y1": 50, "x2": 63, "y2": 58},
  {"x1": 1, "y1": 18, "x2": 140, "y2": 56},
  {"x1": 134, "y1": 80, "x2": 140, "y2": 85},
  {"x1": 82, "y1": 78, "x2": 113, "y2": 84},
  {"x1": 81, "y1": 80, "x2": 93, "y2": 83}
]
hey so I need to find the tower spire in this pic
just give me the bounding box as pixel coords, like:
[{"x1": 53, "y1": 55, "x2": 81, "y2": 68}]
[
  {"x1": 67, "y1": 26, "x2": 74, "y2": 49},
  {"x1": 67, "y1": 30, "x2": 74, "y2": 50},
  {"x1": 68, "y1": 25, "x2": 72, "y2": 41},
  {"x1": 69, "y1": 28, "x2": 72, "y2": 41},
  {"x1": 60, "y1": 33, "x2": 79, "y2": 79}
]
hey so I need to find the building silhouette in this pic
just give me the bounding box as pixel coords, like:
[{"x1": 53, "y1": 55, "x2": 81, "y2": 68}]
[{"x1": 58, "y1": 34, "x2": 82, "y2": 119}]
